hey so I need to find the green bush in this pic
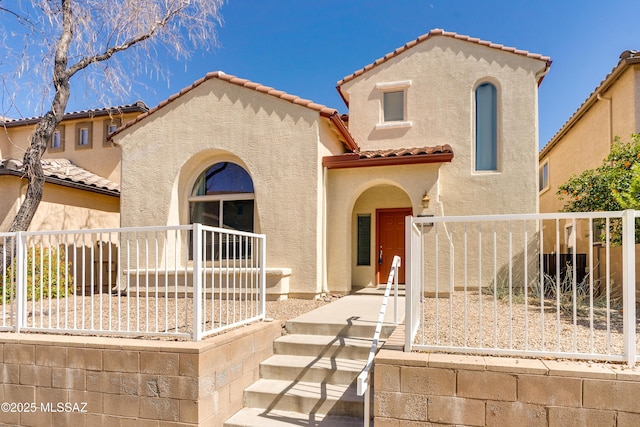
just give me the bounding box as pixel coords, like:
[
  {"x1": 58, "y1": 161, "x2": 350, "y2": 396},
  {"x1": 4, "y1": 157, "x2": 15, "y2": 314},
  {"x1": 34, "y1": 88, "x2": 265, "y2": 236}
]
[{"x1": 2, "y1": 245, "x2": 74, "y2": 302}]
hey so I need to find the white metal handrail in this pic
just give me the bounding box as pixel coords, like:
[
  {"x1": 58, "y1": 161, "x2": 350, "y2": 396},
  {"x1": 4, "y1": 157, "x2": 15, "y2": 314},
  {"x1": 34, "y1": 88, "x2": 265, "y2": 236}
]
[{"x1": 358, "y1": 255, "x2": 400, "y2": 427}]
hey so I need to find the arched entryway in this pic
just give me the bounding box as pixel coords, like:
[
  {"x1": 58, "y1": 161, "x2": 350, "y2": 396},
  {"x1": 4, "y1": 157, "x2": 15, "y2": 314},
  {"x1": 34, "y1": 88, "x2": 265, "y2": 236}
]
[{"x1": 351, "y1": 184, "x2": 412, "y2": 288}]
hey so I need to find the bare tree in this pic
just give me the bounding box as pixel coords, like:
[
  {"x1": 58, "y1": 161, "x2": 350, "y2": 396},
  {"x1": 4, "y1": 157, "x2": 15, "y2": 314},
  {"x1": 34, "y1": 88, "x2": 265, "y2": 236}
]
[{"x1": 0, "y1": 0, "x2": 224, "y2": 270}]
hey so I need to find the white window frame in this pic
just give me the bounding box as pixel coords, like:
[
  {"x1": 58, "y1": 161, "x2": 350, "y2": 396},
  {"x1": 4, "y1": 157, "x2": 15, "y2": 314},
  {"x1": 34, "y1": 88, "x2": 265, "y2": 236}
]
[
  {"x1": 103, "y1": 118, "x2": 121, "y2": 146},
  {"x1": 375, "y1": 80, "x2": 412, "y2": 130},
  {"x1": 75, "y1": 122, "x2": 92, "y2": 149},
  {"x1": 565, "y1": 224, "x2": 575, "y2": 254},
  {"x1": 539, "y1": 159, "x2": 550, "y2": 193},
  {"x1": 49, "y1": 126, "x2": 64, "y2": 152}
]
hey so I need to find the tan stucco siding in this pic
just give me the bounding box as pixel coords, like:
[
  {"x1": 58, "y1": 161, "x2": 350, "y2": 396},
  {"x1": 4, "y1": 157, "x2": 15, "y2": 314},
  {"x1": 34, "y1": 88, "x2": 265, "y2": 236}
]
[
  {"x1": 0, "y1": 176, "x2": 21, "y2": 231},
  {"x1": 539, "y1": 66, "x2": 640, "y2": 214},
  {"x1": 116, "y1": 79, "x2": 335, "y2": 296},
  {"x1": 0, "y1": 115, "x2": 133, "y2": 184},
  {"x1": 341, "y1": 36, "x2": 546, "y2": 217},
  {"x1": 0, "y1": 176, "x2": 118, "y2": 232},
  {"x1": 326, "y1": 163, "x2": 441, "y2": 291}
]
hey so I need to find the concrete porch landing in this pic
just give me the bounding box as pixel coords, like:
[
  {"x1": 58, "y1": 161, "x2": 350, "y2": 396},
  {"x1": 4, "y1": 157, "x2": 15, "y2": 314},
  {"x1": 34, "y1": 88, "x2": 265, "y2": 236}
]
[
  {"x1": 286, "y1": 290, "x2": 406, "y2": 338},
  {"x1": 224, "y1": 289, "x2": 405, "y2": 427}
]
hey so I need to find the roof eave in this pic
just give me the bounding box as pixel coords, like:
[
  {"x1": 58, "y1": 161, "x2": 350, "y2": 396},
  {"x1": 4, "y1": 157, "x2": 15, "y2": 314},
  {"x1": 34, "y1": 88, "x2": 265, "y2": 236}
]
[
  {"x1": 540, "y1": 56, "x2": 640, "y2": 158},
  {"x1": 0, "y1": 102, "x2": 148, "y2": 128},
  {"x1": 0, "y1": 169, "x2": 120, "y2": 197},
  {"x1": 322, "y1": 152, "x2": 453, "y2": 169}
]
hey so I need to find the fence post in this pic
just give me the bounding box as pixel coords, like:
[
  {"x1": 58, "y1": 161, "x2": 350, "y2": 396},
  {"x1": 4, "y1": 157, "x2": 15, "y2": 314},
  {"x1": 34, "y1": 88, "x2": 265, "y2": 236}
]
[
  {"x1": 394, "y1": 257, "x2": 400, "y2": 325},
  {"x1": 15, "y1": 232, "x2": 25, "y2": 333},
  {"x1": 260, "y1": 235, "x2": 266, "y2": 319},
  {"x1": 404, "y1": 216, "x2": 413, "y2": 352},
  {"x1": 622, "y1": 210, "x2": 636, "y2": 367},
  {"x1": 192, "y1": 223, "x2": 203, "y2": 342}
]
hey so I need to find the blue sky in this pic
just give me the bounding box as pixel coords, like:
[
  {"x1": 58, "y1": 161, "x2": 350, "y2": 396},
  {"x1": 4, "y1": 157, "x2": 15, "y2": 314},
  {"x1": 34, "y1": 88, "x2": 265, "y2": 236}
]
[{"x1": 4, "y1": 0, "x2": 640, "y2": 149}]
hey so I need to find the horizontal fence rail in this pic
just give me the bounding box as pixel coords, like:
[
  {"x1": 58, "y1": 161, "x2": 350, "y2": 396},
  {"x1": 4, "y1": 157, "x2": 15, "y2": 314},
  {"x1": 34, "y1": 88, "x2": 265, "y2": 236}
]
[
  {"x1": 0, "y1": 224, "x2": 266, "y2": 341},
  {"x1": 405, "y1": 211, "x2": 639, "y2": 366}
]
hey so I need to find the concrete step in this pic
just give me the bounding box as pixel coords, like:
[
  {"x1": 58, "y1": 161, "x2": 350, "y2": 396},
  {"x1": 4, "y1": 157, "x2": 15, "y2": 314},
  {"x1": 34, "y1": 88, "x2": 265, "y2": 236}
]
[
  {"x1": 260, "y1": 355, "x2": 366, "y2": 385},
  {"x1": 282, "y1": 294, "x2": 402, "y2": 339},
  {"x1": 273, "y1": 334, "x2": 375, "y2": 360},
  {"x1": 284, "y1": 317, "x2": 396, "y2": 339},
  {"x1": 353, "y1": 284, "x2": 406, "y2": 296},
  {"x1": 242, "y1": 379, "x2": 363, "y2": 417},
  {"x1": 224, "y1": 407, "x2": 363, "y2": 427}
]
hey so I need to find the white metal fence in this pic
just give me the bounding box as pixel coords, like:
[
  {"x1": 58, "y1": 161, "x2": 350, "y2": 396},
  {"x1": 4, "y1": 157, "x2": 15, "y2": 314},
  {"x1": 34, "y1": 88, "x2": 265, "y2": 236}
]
[
  {"x1": 0, "y1": 224, "x2": 266, "y2": 341},
  {"x1": 405, "y1": 211, "x2": 639, "y2": 366}
]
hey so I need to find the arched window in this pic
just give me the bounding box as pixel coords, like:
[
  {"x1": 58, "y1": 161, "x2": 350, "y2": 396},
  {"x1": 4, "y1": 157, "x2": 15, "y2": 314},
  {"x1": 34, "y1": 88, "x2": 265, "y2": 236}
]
[
  {"x1": 475, "y1": 82, "x2": 497, "y2": 171},
  {"x1": 189, "y1": 162, "x2": 254, "y2": 232}
]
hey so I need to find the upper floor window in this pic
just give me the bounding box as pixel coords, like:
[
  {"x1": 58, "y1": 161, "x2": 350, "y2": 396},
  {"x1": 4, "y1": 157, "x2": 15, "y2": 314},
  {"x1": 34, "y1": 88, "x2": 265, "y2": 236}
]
[
  {"x1": 103, "y1": 118, "x2": 121, "y2": 146},
  {"x1": 49, "y1": 126, "x2": 65, "y2": 152},
  {"x1": 75, "y1": 122, "x2": 93, "y2": 149},
  {"x1": 375, "y1": 80, "x2": 412, "y2": 130},
  {"x1": 383, "y1": 91, "x2": 404, "y2": 122},
  {"x1": 539, "y1": 159, "x2": 549, "y2": 192},
  {"x1": 475, "y1": 82, "x2": 497, "y2": 171}
]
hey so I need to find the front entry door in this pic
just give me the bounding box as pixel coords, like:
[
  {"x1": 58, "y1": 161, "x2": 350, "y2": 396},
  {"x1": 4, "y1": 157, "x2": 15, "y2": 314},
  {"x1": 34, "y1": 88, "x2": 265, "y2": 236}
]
[{"x1": 376, "y1": 208, "x2": 411, "y2": 284}]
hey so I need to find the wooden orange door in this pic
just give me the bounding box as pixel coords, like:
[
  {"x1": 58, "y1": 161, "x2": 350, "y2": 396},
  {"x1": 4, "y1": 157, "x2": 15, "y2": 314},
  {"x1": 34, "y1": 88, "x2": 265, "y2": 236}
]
[{"x1": 376, "y1": 208, "x2": 411, "y2": 284}]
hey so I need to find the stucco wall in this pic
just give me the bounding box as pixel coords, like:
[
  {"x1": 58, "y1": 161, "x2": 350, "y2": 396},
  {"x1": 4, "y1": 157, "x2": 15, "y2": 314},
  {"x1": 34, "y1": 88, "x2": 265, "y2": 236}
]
[
  {"x1": 539, "y1": 67, "x2": 640, "y2": 214},
  {"x1": 0, "y1": 113, "x2": 136, "y2": 184},
  {"x1": 0, "y1": 177, "x2": 119, "y2": 232},
  {"x1": 116, "y1": 78, "x2": 340, "y2": 297},
  {"x1": 350, "y1": 185, "x2": 413, "y2": 288},
  {"x1": 340, "y1": 36, "x2": 546, "y2": 218},
  {"x1": 327, "y1": 163, "x2": 441, "y2": 291}
]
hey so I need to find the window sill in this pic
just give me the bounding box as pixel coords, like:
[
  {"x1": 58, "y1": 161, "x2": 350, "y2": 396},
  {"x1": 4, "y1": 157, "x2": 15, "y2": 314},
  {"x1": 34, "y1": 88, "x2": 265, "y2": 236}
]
[{"x1": 375, "y1": 121, "x2": 412, "y2": 130}]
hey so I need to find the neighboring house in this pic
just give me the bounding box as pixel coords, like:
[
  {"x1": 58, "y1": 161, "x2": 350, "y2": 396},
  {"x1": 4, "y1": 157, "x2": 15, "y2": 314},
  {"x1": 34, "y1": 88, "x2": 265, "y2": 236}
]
[
  {"x1": 539, "y1": 49, "x2": 640, "y2": 215},
  {"x1": 113, "y1": 29, "x2": 550, "y2": 299},
  {"x1": 0, "y1": 102, "x2": 148, "y2": 231},
  {"x1": 538, "y1": 50, "x2": 640, "y2": 295}
]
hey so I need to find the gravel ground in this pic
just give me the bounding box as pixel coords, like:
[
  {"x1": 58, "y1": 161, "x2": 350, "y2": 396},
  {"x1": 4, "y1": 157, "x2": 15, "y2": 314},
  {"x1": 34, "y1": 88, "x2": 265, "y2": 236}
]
[
  {"x1": 417, "y1": 291, "x2": 639, "y2": 357},
  {"x1": 0, "y1": 293, "x2": 332, "y2": 340},
  {"x1": 3, "y1": 291, "x2": 638, "y2": 361}
]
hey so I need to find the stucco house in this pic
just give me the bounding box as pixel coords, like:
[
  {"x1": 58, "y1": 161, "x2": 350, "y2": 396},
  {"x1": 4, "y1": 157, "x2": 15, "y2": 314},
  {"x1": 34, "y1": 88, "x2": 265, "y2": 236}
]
[
  {"x1": 539, "y1": 49, "x2": 640, "y2": 215},
  {"x1": 113, "y1": 29, "x2": 550, "y2": 299},
  {"x1": 538, "y1": 49, "x2": 640, "y2": 294},
  {"x1": 0, "y1": 102, "x2": 148, "y2": 231}
]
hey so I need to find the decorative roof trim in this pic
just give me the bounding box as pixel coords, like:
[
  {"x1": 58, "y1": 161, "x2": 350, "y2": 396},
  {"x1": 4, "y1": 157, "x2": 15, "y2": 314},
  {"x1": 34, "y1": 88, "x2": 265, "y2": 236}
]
[
  {"x1": 0, "y1": 102, "x2": 148, "y2": 128},
  {"x1": 539, "y1": 51, "x2": 640, "y2": 158},
  {"x1": 113, "y1": 71, "x2": 357, "y2": 151},
  {"x1": 323, "y1": 145, "x2": 453, "y2": 169},
  {"x1": 336, "y1": 28, "x2": 551, "y2": 102}
]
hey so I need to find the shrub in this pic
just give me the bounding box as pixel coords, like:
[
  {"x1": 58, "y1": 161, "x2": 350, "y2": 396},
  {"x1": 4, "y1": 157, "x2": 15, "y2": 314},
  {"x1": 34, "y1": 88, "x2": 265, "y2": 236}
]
[{"x1": 2, "y1": 245, "x2": 74, "y2": 302}]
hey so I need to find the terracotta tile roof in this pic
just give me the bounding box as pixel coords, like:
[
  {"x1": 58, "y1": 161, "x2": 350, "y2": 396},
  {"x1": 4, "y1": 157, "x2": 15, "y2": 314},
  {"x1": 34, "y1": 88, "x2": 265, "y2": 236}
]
[
  {"x1": 540, "y1": 50, "x2": 640, "y2": 157},
  {"x1": 337, "y1": 28, "x2": 551, "y2": 88},
  {"x1": 358, "y1": 145, "x2": 453, "y2": 159},
  {"x1": 117, "y1": 71, "x2": 341, "y2": 133},
  {"x1": 0, "y1": 102, "x2": 148, "y2": 127},
  {"x1": 0, "y1": 158, "x2": 119, "y2": 195},
  {"x1": 323, "y1": 144, "x2": 453, "y2": 169}
]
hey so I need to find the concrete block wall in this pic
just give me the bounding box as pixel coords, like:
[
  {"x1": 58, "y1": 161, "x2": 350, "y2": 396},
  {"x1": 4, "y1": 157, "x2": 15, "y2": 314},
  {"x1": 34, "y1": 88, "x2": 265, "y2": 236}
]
[
  {"x1": 0, "y1": 320, "x2": 281, "y2": 426},
  {"x1": 374, "y1": 348, "x2": 640, "y2": 426}
]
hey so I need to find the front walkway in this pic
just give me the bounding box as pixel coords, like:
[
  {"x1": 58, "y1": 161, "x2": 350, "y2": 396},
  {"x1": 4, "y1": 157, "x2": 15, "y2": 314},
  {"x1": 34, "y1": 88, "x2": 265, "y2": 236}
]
[{"x1": 224, "y1": 288, "x2": 406, "y2": 426}]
